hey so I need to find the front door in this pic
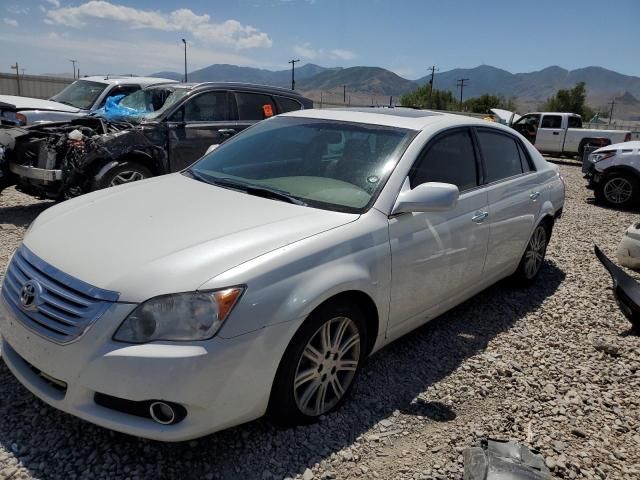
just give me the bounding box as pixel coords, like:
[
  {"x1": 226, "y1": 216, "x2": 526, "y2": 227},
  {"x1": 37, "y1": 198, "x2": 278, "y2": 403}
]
[
  {"x1": 535, "y1": 114, "x2": 564, "y2": 152},
  {"x1": 167, "y1": 91, "x2": 234, "y2": 171},
  {"x1": 387, "y1": 128, "x2": 490, "y2": 339}
]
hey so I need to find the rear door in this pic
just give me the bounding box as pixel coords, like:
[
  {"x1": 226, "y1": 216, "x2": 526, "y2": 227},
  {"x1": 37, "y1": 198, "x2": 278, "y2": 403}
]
[
  {"x1": 166, "y1": 90, "x2": 232, "y2": 171},
  {"x1": 535, "y1": 114, "x2": 564, "y2": 152},
  {"x1": 387, "y1": 128, "x2": 490, "y2": 338},
  {"x1": 475, "y1": 128, "x2": 541, "y2": 279}
]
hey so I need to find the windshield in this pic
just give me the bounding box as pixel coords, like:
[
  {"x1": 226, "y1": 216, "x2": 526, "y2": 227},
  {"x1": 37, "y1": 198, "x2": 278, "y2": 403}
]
[
  {"x1": 116, "y1": 86, "x2": 188, "y2": 120},
  {"x1": 50, "y1": 80, "x2": 107, "y2": 110},
  {"x1": 189, "y1": 116, "x2": 415, "y2": 213}
]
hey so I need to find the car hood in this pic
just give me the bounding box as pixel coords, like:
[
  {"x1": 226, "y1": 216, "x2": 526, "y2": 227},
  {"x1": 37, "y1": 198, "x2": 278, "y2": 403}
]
[
  {"x1": 0, "y1": 95, "x2": 82, "y2": 113},
  {"x1": 24, "y1": 173, "x2": 359, "y2": 302}
]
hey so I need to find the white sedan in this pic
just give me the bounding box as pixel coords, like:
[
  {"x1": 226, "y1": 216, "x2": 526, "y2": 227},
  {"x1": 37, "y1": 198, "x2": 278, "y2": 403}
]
[{"x1": 0, "y1": 108, "x2": 565, "y2": 441}]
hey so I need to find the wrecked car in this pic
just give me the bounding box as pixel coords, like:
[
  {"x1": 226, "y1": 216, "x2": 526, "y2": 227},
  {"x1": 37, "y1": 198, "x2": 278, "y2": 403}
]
[
  {"x1": 0, "y1": 83, "x2": 313, "y2": 200},
  {"x1": 0, "y1": 76, "x2": 175, "y2": 127}
]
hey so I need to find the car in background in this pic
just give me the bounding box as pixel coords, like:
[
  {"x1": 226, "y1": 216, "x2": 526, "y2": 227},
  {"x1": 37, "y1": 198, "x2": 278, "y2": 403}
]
[
  {"x1": 0, "y1": 76, "x2": 176, "y2": 127},
  {"x1": 582, "y1": 140, "x2": 640, "y2": 208},
  {"x1": 0, "y1": 82, "x2": 313, "y2": 199},
  {"x1": 0, "y1": 108, "x2": 564, "y2": 441},
  {"x1": 510, "y1": 112, "x2": 631, "y2": 157}
]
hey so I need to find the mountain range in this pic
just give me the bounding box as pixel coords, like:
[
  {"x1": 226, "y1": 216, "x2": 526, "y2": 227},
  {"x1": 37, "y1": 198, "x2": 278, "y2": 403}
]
[{"x1": 152, "y1": 64, "x2": 640, "y2": 120}]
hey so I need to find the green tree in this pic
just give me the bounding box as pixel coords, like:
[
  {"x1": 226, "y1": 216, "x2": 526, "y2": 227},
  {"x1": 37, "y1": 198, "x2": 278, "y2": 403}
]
[
  {"x1": 462, "y1": 94, "x2": 517, "y2": 113},
  {"x1": 400, "y1": 86, "x2": 457, "y2": 110},
  {"x1": 539, "y1": 82, "x2": 594, "y2": 119}
]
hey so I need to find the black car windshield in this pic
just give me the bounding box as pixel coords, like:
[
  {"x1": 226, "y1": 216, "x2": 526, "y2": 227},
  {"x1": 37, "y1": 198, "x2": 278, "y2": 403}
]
[
  {"x1": 189, "y1": 116, "x2": 415, "y2": 213},
  {"x1": 50, "y1": 80, "x2": 108, "y2": 110},
  {"x1": 116, "y1": 86, "x2": 188, "y2": 120}
]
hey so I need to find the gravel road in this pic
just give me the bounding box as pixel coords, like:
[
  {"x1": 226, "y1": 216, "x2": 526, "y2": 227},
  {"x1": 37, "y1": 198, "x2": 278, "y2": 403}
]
[{"x1": 0, "y1": 161, "x2": 639, "y2": 480}]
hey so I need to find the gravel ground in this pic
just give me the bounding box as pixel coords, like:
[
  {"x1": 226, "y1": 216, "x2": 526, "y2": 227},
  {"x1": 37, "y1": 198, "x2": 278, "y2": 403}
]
[{"x1": 0, "y1": 160, "x2": 639, "y2": 480}]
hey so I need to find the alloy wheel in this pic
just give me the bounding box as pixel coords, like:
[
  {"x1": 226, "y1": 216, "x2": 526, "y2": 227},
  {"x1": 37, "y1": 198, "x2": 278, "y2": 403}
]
[
  {"x1": 603, "y1": 177, "x2": 633, "y2": 205},
  {"x1": 293, "y1": 316, "x2": 361, "y2": 416},
  {"x1": 109, "y1": 171, "x2": 145, "y2": 186},
  {"x1": 524, "y1": 225, "x2": 547, "y2": 279}
]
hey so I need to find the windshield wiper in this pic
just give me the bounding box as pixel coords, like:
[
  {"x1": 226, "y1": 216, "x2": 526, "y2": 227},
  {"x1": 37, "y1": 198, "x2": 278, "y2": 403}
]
[{"x1": 188, "y1": 172, "x2": 307, "y2": 206}]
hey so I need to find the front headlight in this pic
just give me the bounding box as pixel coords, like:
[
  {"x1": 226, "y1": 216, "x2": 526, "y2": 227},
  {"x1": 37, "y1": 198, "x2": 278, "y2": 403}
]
[{"x1": 114, "y1": 287, "x2": 244, "y2": 343}]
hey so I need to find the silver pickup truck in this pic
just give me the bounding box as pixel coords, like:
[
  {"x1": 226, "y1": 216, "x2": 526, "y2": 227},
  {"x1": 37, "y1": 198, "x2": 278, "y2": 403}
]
[{"x1": 509, "y1": 112, "x2": 631, "y2": 157}]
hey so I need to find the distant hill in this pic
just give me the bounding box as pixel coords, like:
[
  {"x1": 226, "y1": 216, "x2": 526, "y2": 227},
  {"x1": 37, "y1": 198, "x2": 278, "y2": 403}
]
[
  {"x1": 151, "y1": 62, "x2": 640, "y2": 119},
  {"x1": 151, "y1": 63, "x2": 340, "y2": 87}
]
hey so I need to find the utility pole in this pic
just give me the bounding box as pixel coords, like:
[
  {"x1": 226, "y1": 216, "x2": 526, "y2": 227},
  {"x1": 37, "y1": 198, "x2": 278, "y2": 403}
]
[
  {"x1": 69, "y1": 59, "x2": 78, "y2": 80},
  {"x1": 427, "y1": 65, "x2": 438, "y2": 108},
  {"x1": 288, "y1": 58, "x2": 300, "y2": 90},
  {"x1": 456, "y1": 78, "x2": 469, "y2": 111},
  {"x1": 607, "y1": 100, "x2": 616, "y2": 127},
  {"x1": 10, "y1": 62, "x2": 21, "y2": 95},
  {"x1": 343, "y1": 85, "x2": 346, "y2": 104},
  {"x1": 181, "y1": 39, "x2": 188, "y2": 82}
]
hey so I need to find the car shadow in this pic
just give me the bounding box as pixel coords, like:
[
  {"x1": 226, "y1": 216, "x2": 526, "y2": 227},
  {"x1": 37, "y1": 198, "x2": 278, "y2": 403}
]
[
  {"x1": 0, "y1": 201, "x2": 53, "y2": 228},
  {"x1": 0, "y1": 260, "x2": 565, "y2": 479}
]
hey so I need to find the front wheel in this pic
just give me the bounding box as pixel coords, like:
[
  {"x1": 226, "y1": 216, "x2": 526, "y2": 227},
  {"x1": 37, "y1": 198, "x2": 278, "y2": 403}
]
[
  {"x1": 269, "y1": 302, "x2": 367, "y2": 426},
  {"x1": 96, "y1": 162, "x2": 152, "y2": 190},
  {"x1": 595, "y1": 173, "x2": 638, "y2": 208},
  {"x1": 513, "y1": 223, "x2": 549, "y2": 284}
]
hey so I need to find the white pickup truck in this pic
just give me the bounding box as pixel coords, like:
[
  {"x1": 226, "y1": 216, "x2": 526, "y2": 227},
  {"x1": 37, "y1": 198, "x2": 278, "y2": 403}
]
[{"x1": 509, "y1": 112, "x2": 631, "y2": 157}]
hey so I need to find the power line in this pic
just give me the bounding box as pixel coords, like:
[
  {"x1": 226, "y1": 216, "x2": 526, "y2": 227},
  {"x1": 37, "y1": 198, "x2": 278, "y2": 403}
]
[
  {"x1": 288, "y1": 59, "x2": 300, "y2": 90},
  {"x1": 456, "y1": 78, "x2": 470, "y2": 110}
]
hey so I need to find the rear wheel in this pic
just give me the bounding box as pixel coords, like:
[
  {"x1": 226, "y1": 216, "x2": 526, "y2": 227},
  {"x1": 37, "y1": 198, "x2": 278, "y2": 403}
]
[
  {"x1": 596, "y1": 173, "x2": 638, "y2": 208},
  {"x1": 513, "y1": 223, "x2": 549, "y2": 284},
  {"x1": 96, "y1": 162, "x2": 152, "y2": 190},
  {"x1": 269, "y1": 301, "x2": 367, "y2": 426}
]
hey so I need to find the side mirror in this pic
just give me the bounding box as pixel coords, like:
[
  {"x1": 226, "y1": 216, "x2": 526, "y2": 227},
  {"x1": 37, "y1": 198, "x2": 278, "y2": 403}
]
[
  {"x1": 205, "y1": 144, "x2": 219, "y2": 155},
  {"x1": 392, "y1": 180, "x2": 459, "y2": 215}
]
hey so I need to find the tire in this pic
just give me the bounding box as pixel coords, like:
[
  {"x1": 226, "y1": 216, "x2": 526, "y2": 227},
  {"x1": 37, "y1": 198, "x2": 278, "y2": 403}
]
[
  {"x1": 95, "y1": 162, "x2": 152, "y2": 190},
  {"x1": 595, "y1": 173, "x2": 638, "y2": 208},
  {"x1": 269, "y1": 301, "x2": 368, "y2": 426},
  {"x1": 513, "y1": 223, "x2": 549, "y2": 284}
]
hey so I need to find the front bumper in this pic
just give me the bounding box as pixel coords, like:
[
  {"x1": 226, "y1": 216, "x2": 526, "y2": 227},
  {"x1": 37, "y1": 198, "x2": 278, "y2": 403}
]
[
  {"x1": 9, "y1": 163, "x2": 63, "y2": 182},
  {"x1": 0, "y1": 292, "x2": 296, "y2": 441}
]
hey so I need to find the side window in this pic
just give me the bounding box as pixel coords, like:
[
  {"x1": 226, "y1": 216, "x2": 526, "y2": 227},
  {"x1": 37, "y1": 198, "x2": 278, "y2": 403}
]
[
  {"x1": 275, "y1": 96, "x2": 302, "y2": 113},
  {"x1": 540, "y1": 115, "x2": 562, "y2": 129},
  {"x1": 410, "y1": 129, "x2": 478, "y2": 191},
  {"x1": 235, "y1": 93, "x2": 277, "y2": 120},
  {"x1": 567, "y1": 116, "x2": 582, "y2": 128},
  {"x1": 180, "y1": 92, "x2": 229, "y2": 122},
  {"x1": 514, "y1": 114, "x2": 540, "y2": 127},
  {"x1": 517, "y1": 141, "x2": 534, "y2": 173},
  {"x1": 476, "y1": 130, "x2": 524, "y2": 183}
]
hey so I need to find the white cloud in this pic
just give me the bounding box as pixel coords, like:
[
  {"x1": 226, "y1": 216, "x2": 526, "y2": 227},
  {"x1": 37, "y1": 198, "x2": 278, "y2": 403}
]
[
  {"x1": 329, "y1": 49, "x2": 355, "y2": 61},
  {"x1": 294, "y1": 43, "x2": 318, "y2": 60},
  {"x1": 45, "y1": 1, "x2": 272, "y2": 49},
  {"x1": 3, "y1": 18, "x2": 19, "y2": 28},
  {"x1": 8, "y1": 6, "x2": 30, "y2": 15},
  {"x1": 45, "y1": 0, "x2": 60, "y2": 7}
]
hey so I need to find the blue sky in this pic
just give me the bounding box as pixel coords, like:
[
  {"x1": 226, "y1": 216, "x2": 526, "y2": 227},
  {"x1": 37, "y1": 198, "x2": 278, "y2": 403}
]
[{"x1": 1, "y1": 0, "x2": 639, "y2": 78}]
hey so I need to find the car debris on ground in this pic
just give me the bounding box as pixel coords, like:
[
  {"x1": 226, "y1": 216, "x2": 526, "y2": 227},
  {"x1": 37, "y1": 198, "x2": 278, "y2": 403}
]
[{"x1": 463, "y1": 438, "x2": 550, "y2": 479}]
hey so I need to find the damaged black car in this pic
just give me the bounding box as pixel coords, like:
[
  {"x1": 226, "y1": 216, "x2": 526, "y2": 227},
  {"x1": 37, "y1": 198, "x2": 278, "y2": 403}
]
[{"x1": 0, "y1": 83, "x2": 313, "y2": 200}]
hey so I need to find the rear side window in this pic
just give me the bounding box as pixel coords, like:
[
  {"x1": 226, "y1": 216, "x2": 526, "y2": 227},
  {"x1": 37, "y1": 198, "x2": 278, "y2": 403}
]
[
  {"x1": 235, "y1": 93, "x2": 277, "y2": 120},
  {"x1": 275, "y1": 96, "x2": 303, "y2": 113},
  {"x1": 567, "y1": 116, "x2": 582, "y2": 128},
  {"x1": 517, "y1": 141, "x2": 534, "y2": 173},
  {"x1": 540, "y1": 115, "x2": 562, "y2": 129},
  {"x1": 410, "y1": 129, "x2": 478, "y2": 192},
  {"x1": 476, "y1": 130, "x2": 523, "y2": 183}
]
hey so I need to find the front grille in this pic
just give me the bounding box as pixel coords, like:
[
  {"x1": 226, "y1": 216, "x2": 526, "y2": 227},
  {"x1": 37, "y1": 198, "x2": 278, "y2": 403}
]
[{"x1": 1, "y1": 245, "x2": 119, "y2": 344}]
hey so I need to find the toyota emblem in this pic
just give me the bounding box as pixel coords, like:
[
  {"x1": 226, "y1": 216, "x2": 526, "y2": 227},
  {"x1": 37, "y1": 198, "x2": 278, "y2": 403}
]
[{"x1": 20, "y1": 280, "x2": 42, "y2": 311}]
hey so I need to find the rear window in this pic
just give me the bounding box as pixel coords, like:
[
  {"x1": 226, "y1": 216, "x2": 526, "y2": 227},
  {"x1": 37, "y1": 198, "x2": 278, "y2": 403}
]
[
  {"x1": 235, "y1": 93, "x2": 277, "y2": 120},
  {"x1": 275, "y1": 96, "x2": 303, "y2": 113},
  {"x1": 568, "y1": 116, "x2": 582, "y2": 128},
  {"x1": 476, "y1": 130, "x2": 524, "y2": 183}
]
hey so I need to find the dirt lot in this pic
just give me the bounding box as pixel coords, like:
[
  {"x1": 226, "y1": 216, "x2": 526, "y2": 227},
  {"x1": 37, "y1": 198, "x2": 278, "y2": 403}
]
[{"x1": 0, "y1": 160, "x2": 639, "y2": 480}]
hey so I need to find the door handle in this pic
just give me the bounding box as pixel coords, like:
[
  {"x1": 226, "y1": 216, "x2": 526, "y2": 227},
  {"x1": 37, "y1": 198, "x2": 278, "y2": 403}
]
[
  {"x1": 552, "y1": 132, "x2": 560, "y2": 135},
  {"x1": 472, "y1": 211, "x2": 489, "y2": 223},
  {"x1": 219, "y1": 129, "x2": 236, "y2": 136},
  {"x1": 530, "y1": 191, "x2": 541, "y2": 200}
]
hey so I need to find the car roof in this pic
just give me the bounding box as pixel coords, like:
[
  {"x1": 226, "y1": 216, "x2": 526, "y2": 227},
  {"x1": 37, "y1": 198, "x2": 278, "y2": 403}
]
[
  {"x1": 79, "y1": 76, "x2": 178, "y2": 86},
  {"x1": 170, "y1": 82, "x2": 309, "y2": 98},
  {"x1": 281, "y1": 107, "x2": 508, "y2": 131}
]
